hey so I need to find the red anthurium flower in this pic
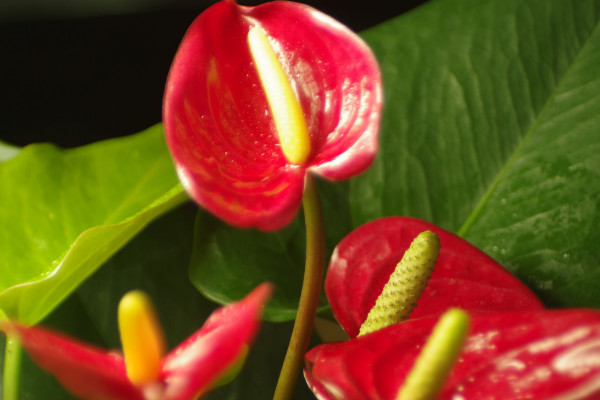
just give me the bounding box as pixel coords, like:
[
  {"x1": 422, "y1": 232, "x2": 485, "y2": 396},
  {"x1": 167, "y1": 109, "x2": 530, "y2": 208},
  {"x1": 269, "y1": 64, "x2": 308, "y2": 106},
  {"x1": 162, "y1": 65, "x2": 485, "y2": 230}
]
[
  {"x1": 1, "y1": 283, "x2": 272, "y2": 400},
  {"x1": 163, "y1": 0, "x2": 382, "y2": 230},
  {"x1": 325, "y1": 217, "x2": 544, "y2": 339},
  {"x1": 304, "y1": 217, "x2": 600, "y2": 399}
]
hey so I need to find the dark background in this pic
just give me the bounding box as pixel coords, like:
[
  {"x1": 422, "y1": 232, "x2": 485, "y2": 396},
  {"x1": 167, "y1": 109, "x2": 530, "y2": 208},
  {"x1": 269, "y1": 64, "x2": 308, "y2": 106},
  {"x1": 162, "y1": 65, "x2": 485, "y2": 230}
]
[{"x1": 0, "y1": 0, "x2": 428, "y2": 148}]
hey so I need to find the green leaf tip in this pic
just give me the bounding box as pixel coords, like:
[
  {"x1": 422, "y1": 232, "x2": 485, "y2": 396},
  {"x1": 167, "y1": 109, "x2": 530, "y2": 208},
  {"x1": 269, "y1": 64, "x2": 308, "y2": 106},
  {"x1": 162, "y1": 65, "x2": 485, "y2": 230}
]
[
  {"x1": 358, "y1": 230, "x2": 440, "y2": 336},
  {"x1": 396, "y1": 308, "x2": 470, "y2": 400}
]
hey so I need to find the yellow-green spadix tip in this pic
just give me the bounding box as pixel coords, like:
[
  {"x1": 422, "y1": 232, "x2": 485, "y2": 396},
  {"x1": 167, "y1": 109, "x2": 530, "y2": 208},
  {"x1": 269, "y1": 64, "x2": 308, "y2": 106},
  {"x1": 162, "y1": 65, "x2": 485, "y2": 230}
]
[
  {"x1": 358, "y1": 230, "x2": 440, "y2": 336},
  {"x1": 118, "y1": 290, "x2": 166, "y2": 386},
  {"x1": 248, "y1": 26, "x2": 311, "y2": 165},
  {"x1": 396, "y1": 308, "x2": 470, "y2": 400}
]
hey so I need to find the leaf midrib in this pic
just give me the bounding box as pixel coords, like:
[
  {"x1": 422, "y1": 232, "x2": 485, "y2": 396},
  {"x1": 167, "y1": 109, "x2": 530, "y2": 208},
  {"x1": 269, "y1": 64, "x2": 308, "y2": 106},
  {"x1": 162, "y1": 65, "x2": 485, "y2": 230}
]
[
  {"x1": 456, "y1": 12, "x2": 600, "y2": 238},
  {"x1": 101, "y1": 157, "x2": 164, "y2": 226}
]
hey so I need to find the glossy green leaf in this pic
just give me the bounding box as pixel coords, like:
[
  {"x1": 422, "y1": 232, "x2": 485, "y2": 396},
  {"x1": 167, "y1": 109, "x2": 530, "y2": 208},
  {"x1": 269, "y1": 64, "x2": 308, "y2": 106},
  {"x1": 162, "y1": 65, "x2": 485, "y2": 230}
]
[
  {"x1": 0, "y1": 142, "x2": 19, "y2": 162},
  {"x1": 189, "y1": 179, "x2": 350, "y2": 322},
  {"x1": 351, "y1": 0, "x2": 600, "y2": 307},
  {"x1": 0, "y1": 125, "x2": 187, "y2": 325},
  {"x1": 190, "y1": 211, "x2": 306, "y2": 322}
]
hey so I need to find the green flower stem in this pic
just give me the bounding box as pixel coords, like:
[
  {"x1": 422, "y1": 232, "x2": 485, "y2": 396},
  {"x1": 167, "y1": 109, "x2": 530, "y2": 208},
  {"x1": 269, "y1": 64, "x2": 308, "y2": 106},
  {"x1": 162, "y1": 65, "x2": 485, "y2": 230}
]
[
  {"x1": 273, "y1": 174, "x2": 325, "y2": 400},
  {"x1": 3, "y1": 334, "x2": 22, "y2": 400},
  {"x1": 396, "y1": 308, "x2": 470, "y2": 400}
]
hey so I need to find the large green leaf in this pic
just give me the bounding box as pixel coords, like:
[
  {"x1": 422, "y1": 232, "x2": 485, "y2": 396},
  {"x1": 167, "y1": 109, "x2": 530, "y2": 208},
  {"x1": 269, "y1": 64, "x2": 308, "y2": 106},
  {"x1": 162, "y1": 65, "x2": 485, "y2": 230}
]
[
  {"x1": 0, "y1": 142, "x2": 19, "y2": 162},
  {"x1": 0, "y1": 125, "x2": 186, "y2": 324},
  {"x1": 351, "y1": 0, "x2": 600, "y2": 307}
]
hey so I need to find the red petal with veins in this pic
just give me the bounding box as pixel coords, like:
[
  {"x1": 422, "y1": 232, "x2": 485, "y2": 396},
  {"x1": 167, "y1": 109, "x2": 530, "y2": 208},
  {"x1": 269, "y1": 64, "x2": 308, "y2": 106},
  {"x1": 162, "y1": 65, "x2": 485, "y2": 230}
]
[
  {"x1": 325, "y1": 217, "x2": 543, "y2": 339},
  {"x1": 305, "y1": 309, "x2": 600, "y2": 400},
  {"x1": 163, "y1": 0, "x2": 381, "y2": 230},
  {"x1": 1, "y1": 322, "x2": 143, "y2": 400},
  {"x1": 160, "y1": 283, "x2": 272, "y2": 400}
]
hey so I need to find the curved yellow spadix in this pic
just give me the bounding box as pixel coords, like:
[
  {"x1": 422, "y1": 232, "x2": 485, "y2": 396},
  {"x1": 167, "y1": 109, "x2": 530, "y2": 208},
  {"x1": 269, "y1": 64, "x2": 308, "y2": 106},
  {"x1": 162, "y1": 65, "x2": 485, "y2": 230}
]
[
  {"x1": 248, "y1": 26, "x2": 311, "y2": 165},
  {"x1": 358, "y1": 231, "x2": 440, "y2": 336},
  {"x1": 118, "y1": 291, "x2": 166, "y2": 386}
]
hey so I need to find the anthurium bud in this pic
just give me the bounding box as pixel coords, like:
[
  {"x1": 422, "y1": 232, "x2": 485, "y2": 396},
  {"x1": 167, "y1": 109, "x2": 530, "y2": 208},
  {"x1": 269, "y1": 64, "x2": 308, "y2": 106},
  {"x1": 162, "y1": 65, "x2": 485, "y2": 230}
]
[{"x1": 163, "y1": 0, "x2": 382, "y2": 230}]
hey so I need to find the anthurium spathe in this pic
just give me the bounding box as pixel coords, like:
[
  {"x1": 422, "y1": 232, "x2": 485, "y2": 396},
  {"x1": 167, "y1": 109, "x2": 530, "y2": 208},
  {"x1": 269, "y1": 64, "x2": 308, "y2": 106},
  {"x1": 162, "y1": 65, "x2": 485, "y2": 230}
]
[
  {"x1": 304, "y1": 217, "x2": 600, "y2": 399},
  {"x1": 163, "y1": 0, "x2": 382, "y2": 230},
  {"x1": 1, "y1": 283, "x2": 272, "y2": 400}
]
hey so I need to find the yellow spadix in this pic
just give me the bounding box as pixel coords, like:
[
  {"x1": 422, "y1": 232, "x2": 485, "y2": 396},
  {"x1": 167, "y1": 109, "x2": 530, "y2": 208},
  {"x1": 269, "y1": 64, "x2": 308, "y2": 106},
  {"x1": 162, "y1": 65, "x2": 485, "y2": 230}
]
[
  {"x1": 248, "y1": 26, "x2": 311, "y2": 165},
  {"x1": 118, "y1": 291, "x2": 166, "y2": 386}
]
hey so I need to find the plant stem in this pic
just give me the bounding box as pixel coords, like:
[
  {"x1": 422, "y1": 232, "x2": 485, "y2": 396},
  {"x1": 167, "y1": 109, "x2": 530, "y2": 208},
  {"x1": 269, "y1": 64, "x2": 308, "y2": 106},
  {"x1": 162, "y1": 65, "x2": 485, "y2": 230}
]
[
  {"x1": 273, "y1": 175, "x2": 325, "y2": 400},
  {"x1": 3, "y1": 334, "x2": 22, "y2": 400}
]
